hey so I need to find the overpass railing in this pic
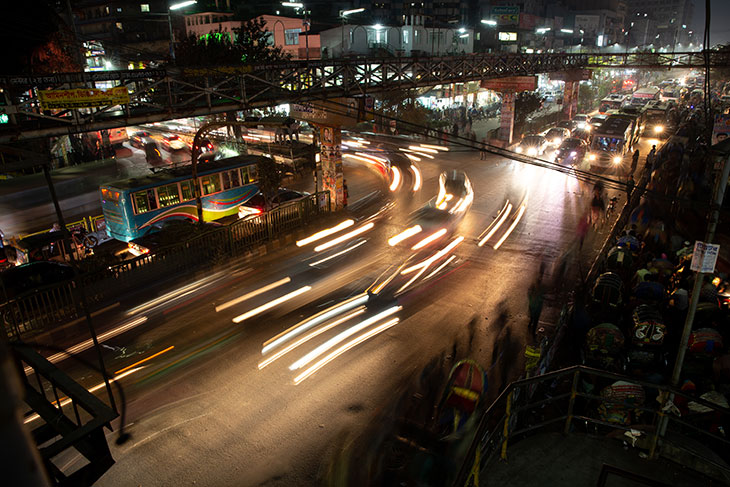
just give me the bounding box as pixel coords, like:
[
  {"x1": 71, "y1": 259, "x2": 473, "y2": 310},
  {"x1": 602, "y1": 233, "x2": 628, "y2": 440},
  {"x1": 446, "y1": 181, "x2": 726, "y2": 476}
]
[
  {"x1": 452, "y1": 365, "x2": 730, "y2": 487},
  {"x1": 1, "y1": 51, "x2": 725, "y2": 143}
]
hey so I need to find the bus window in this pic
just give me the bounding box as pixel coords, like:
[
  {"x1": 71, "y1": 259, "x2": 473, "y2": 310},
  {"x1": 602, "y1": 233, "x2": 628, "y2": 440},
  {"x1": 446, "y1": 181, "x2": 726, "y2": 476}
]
[
  {"x1": 222, "y1": 169, "x2": 240, "y2": 190},
  {"x1": 133, "y1": 189, "x2": 158, "y2": 214},
  {"x1": 222, "y1": 171, "x2": 231, "y2": 190},
  {"x1": 230, "y1": 169, "x2": 240, "y2": 187},
  {"x1": 158, "y1": 183, "x2": 181, "y2": 207},
  {"x1": 201, "y1": 173, "x2": 222, "y2": 195},
  {"x1": 241, "y1": 167, "x2": 250, "y2": 184},
  {"x1": 101, "y1": 188, "x2": 120, "y2": 204},
  {"x1": 248, "y1": 165, "x2": 258, "y2": 182},
  {"x1": 181, "y1": 180, "x2": 194, "y2": 201}
]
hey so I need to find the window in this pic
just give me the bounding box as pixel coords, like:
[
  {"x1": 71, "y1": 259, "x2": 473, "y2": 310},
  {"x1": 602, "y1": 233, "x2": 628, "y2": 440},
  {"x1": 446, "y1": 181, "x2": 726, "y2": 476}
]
[
  {"x1": 498, "y1": 32, "x2": 517, "y2": 42},
  {"x1": 222, "y1": 169, "x2": 240, "y2": 190},
  {"x1": 101, "y1": 188, "x2": 120, "y2": 204},
  {"x1": 133, "y1": 189, "x2": 158, "y2": 214},
  {"x1": 201, "y1": 174, "x2": 222, "y2": 195},
  {"x1": 117, "y1": 7, "x2": 122, "y2": 13},
  {"x1": 116, "y1": 22, "x2": 123, "y2": 31},
  {"x1": 285, "y1": 28, "x2": 301, "y2": 45},
  {"x1": 247, "y1": 165, "x2": 258, "y2": 183},
  {"x1": 403, "y1": 31, "x2": 409, "y2": 44},
  {"x1": 140, "y1": 4, "x2": 150, "y2": 12},
  {"x1": 157, "y1": 183, "x2": 181, "y2": 207},
  {"x1": 180, "y1": 180, "x2": 194, "y2": 201}
]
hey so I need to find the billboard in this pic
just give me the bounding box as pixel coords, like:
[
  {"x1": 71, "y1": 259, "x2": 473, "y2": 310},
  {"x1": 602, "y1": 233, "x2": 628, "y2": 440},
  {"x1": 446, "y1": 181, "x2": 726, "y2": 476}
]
[
  {"x1": 713, "y1": 114, "x2": 730, "y2": 145},
  {"x1": 38, "y1": 87, "x2": 129, "y2": 110},
  {"x1": 481, "y1": 76, "x2": 537, "y2": 92},
  {"x1": 491, "y1": 5, "x2": 519, "y2": 25}
]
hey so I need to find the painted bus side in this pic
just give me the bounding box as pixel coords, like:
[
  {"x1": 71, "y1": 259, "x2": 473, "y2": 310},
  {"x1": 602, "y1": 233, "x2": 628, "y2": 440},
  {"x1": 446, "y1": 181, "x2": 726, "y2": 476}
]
[{"x1": 100, "y1": 157, "x2": 262, "y2": 242}]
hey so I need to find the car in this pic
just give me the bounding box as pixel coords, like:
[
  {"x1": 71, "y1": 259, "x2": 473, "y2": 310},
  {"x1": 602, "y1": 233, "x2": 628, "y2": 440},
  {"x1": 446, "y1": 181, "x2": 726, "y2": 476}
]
[
  {"x1": 555, "y1": 137, "x2": 588, "y2": 165},
  {"x1": 161, "y1": 134, "x2": 186, "y2": 152},
  {"x1": 544, "y1": 127, "x2": 572, "y2": 147},
  {"x1": 572, "y1": 114, "x2": 592, "y2": 130},
  {"x1": 571, "y1": 128, "x2": 592, "y2": 142},
  {"x1": 0, "y1": 261, "x2": 75, "y2": 299},
  {"x1": 515, "y1": 135, "x2": 549, "y2": 156},
  {"x1": 405, "y1": 170, "x2": 473, "y2": 241},
  {"x1": 589, "y1": 114, "x2": 608, "y2": 131},
  {"x1": 238, "y1": 189, "x2": 310, "y2": 219},
  {"x1": 130, "y1": 130, "x2": 151, "y2": 149},
  {"x1": 556, "y1": 120, "x2": 575, "y2": 131},
  {"x1": 141, "y1": 138, "x2": 163, "y2": 165}
]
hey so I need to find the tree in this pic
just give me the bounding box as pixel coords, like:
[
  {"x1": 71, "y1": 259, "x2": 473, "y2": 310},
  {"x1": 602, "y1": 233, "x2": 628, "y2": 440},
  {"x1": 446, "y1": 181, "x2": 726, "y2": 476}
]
[
  {"x1": 514, "y1": 91, "x2": 544, "y2": 130},
  {"x1": 256, "y1": 157, "x2": 282, "y2": 210},
  {"x1": 175, "y1": 17, "x2": 290, "y2": 66}
]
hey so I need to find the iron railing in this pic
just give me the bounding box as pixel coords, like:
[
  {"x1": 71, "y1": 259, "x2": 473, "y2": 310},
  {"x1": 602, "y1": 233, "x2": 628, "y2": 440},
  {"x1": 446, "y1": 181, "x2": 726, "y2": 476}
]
[
  {"x1": 13, "y1": 342, "x2": 118, "y2": 486},
  {"x1": 1, "y1": 192, "x2": 331, "y2": 340},
  {"x1": 453, "y1": 365, "x2": 730, "y2": 487},
  {"x1": 1, "y1": 51, "x2": 726, "y2": 142}
]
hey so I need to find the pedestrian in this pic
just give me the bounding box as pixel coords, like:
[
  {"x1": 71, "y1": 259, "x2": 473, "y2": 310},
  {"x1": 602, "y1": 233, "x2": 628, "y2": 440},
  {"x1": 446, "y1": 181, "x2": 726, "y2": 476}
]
[
  {"x1": 343, "y1": 179, "x2": 349, "y2": 208},
  {"x1": 631, "y1": 149, "x2": 640, "y2": 175},
  {"x1": 480, "y1": 137, "x2": 488, "y2": 160},
  {"x1": 647, "y1": 144, "x2": 657, "y2": 174},
  {"x1": 626, "y1": 174, "x2": 635, "y2": 201},
  {"x1": 527, "y1": 278, "x2": 544, "y2": 337},
  {"x1": 577, "y1": 212, "x2": 589, "y2": 250}
]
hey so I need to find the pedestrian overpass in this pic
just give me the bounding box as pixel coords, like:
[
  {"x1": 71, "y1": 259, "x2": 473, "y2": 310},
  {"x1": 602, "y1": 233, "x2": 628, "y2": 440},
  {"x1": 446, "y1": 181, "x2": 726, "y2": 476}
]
[{"x1": 0, "y1": 50, "x2": 724, "y2": 143}]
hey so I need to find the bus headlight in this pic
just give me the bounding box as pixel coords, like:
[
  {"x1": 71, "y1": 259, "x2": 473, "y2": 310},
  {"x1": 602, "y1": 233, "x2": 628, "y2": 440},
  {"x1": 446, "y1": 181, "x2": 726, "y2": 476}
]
[
  {"x1": 553, "y1": 138, "x2": 562, "y2": 145},
  {"x1": 527, "y1": 147, "x2": 538, "y2": 156},
  {"x1": 654, "y1": 125, "x2": 664, "y2": 134},
  {"x1": 589, "y1": 154, "x2": 597, "y2": 161},
  {"x1": 570, "y1": 151, "x2": 577, "y2": 157},
  {"x1": 516, "y1": 146, "x2": 523, "y2": 153},
  {"x1": 613, "y1": 156, "x2": 623, "y2": 164}
]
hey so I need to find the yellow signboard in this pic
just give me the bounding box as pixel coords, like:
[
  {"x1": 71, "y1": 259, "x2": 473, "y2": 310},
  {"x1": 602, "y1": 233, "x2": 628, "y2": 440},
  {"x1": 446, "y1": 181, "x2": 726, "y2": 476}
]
[{"x1": 39, "y1": 86, "x2": 130, "y2": 110}]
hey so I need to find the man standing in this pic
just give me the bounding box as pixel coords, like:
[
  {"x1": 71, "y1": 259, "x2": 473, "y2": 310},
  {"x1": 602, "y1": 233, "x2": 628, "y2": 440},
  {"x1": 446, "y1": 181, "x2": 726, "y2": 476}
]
[
  {"x1": 647, "y1": 145, "x2": 657, "y2": 174},
  {"x1": 631, "y1": 149, "x2": 640, "y2": 175},
  {"x1": 626, "y1": 174, "x2": 635, "y2": 201}
]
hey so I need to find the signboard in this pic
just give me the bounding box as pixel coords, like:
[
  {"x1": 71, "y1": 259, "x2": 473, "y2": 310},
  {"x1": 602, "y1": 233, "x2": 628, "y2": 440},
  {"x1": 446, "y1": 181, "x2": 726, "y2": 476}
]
[
  {"x1": 499, "y1": 92, "x2": 515, "y2": 144},
  {"x1": 481, "y1": 76, "x2": 537, "y2": 93},
  {"x1": 291, "y1": 98, "x2": 361, "y2": 128},
  {"x1": 39, "y1": 87, "x2": 130, "y2": 110},
  {"x1": 690, "y1": 241, "x2": 720, "y2": 273},
  {"x1": 491, "y1": 6, "x2": 519, "y2": 15},
  {"x1": 491, "y1": 6, "x2": 519, "y2": 25},
  {"x1": 713, "y1": 114, "x2": 730, "y2": 145}
]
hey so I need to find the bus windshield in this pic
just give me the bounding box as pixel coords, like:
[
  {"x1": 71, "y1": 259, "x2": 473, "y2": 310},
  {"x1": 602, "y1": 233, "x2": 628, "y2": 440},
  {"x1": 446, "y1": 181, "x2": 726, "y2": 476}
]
[{"x1": 593, "y1": 136, "x2": 625, "y2": 153}]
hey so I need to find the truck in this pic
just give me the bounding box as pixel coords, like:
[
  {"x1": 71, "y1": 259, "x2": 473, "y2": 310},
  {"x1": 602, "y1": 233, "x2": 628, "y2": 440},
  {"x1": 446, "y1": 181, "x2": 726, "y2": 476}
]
[
  {"x1": 643, "y1": 100, "x2": 676, "y2": 137},
  {"x1": 599, "y1": 93, "x2": 628, "y2": 113},
  {"x1": 630, "y1": 86, "x2": 661, "y2": 107},
  {"x1": 588, "y1": 114, "x2": 638, "y2": 174}
]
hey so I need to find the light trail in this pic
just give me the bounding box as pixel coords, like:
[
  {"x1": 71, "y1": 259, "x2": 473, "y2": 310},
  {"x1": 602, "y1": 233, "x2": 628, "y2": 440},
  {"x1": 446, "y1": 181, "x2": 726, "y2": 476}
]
[
  {"x1": 24, "y1": 367, "x2": 144, "y2": 424},
  {"x1": 126, "y1": 273, "x2": 235, "y2": 315},
  {"x1": 262, "y1": 293, "x2": 369, "y2": 354},
  {"x1": 314, "y1": 222, "x2": 375, "y2": 252},
  {"x1": 389, "y1": 166, "x2": 402, "y2": 191},
  {"x1": 289, "y1": 306, "x2": 402, "y2": 370},
  {"x1": 232, "y1": 286, "x2": 312, "y2": 323},
  {"x1": 493, "y1": 202, "x2": 527, "y2": 250},
  {"x1": 399, "y1": 147, "x2": 434, "y2": 159},
  {"x1": 401, "y1": 236, "x2": 465, "y2": 274},
  {"x1": 424, "y1": 254, "x2": 457, "y2": 280},
  {"x1": 296, "y1": 219, "x2": 354, "y2": 247},
  {"x1": 404, "y1": 153, "x2": 421, "y2": 162},
  {"x1": 388, "y1": 225, "x2": 422, "y2": 247},
  {"x1": 355, "y1": 151, "x2": 388, "y2": 164},
  {"x1": 419, "y1": 143, "x2": 449, "y2": 151},
  {"x1": 411, "y1": 228, "x2": 447, "y2": 250},
  {"x1": 115, "y1": 346, "x2": 174, "y2": 375},
  {"x1": 477, "y1": 201, "x2": 512, "y2": 247},
  {"x1": 308, "y1": 239, "x2": 367, "y2": 266},
  {"x1": 409, "y1": 145, "x2": 438, "y2": 154},
  {"x1": 293, "y1": 317, "x2": 400, "y2": 385},
  {"x1": 410, "y1": 165, "x2": 422, "y2": 191},
  {"x1": 258, "y1": 307, "x2": 366, "y2": 369},
  {"x1": 215, "y1": 277, "x2": 291, "y2": 312}
]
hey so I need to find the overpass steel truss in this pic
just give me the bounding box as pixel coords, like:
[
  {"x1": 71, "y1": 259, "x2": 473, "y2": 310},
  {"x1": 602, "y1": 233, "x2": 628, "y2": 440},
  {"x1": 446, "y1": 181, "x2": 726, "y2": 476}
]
[{"x1": 0, "y1": 51, "x2": 723, "y2": 143}]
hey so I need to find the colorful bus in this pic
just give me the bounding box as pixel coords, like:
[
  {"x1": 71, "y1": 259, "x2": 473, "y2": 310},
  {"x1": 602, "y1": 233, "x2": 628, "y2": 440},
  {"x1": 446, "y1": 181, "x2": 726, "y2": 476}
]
[
  {"x1": 99, "y1": 155, "x2": 264, "y2": 242},
  {"x1": 630, "y1": 86, "x2": 661, "y2": 107}
]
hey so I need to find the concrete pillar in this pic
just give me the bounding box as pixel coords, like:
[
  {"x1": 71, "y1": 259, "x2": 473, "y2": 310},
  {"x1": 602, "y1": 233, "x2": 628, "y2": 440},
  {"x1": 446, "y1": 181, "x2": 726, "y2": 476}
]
[
  {"x1": 498, "y1": 91, "x2": 516, "y2": 145},
  {"x1": 318, "y1": 125, "x2": 344, "y2": 210},
  {"x1": 563, "y1": 81, "x2": 580, "y2": 120}
]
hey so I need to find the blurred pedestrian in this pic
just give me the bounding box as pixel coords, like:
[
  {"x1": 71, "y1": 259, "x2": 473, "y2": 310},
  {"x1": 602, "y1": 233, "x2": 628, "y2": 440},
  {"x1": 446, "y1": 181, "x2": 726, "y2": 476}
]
[
  {"x1": 343, "y1": 179, "x2": 349, "y2": 207},
  {"x1": 631, "y1": 149, "x2": 640, "y2": 175},
  {"x1": 577, "y1": 212, "x2": 590, "y2": 249},
  {"x1": 527, "y1": 277, "x2": 544, "y2": 337},
  {"x1": 647, "y1": 145, "x2": 657, "y2": 169},
  {"x1": 480, "y1": 137, "x2": 488, "y2": 160},
  {"x1": 626, "y1": 174, "x2": 635, "y2": 200}
]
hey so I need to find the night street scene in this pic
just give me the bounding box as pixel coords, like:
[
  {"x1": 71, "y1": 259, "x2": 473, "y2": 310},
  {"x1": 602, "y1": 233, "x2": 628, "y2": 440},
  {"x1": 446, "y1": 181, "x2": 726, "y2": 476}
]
[{"x1": 4, "y1": 0, "x2": 730, "y2": 486}]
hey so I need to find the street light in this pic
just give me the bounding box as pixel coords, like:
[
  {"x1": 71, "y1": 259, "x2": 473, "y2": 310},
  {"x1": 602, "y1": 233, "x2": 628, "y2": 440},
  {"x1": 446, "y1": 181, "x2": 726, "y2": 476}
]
[
  {"x1": 168, "y1": 0, "x2": 197, "y2": 62},
  {"x1": 481, "y1": 19, "x2": 497, "y2": 26},
  {"x1": 339, "y1": 8, "x2": 365, "y2": 57},
  {"x1": 536, "y1": 27, "x2": 551, "y2": 34},
  {"x1": 560, "y1": 29, "x2": 573, "y2": 34}
]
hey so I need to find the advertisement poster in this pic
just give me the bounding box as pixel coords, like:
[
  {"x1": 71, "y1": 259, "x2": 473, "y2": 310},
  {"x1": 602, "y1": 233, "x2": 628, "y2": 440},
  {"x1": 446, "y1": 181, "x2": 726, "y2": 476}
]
[
  {"x1": 39, "y1": 87, "x2": 130, "y2": 110},
  {"x1": 713, "y1": 114, "x2": 730, "y2": 145}
]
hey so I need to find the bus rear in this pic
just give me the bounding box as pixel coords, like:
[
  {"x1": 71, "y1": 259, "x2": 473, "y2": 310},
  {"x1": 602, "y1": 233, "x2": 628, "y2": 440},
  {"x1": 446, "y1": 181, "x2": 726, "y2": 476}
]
[{"x1": 100, "y1": 186, "x2": 137, "y2": 241}]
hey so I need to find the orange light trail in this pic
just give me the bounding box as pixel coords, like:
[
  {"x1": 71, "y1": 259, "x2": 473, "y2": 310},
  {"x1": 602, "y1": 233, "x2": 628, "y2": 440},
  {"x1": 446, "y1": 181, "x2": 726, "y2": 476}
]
[
  {"x1": 411, "y1": 228, "x2": 447, "y2": 250},
  {"x1": 296, "y1": 219, "x2": 354, "y2": 247}
]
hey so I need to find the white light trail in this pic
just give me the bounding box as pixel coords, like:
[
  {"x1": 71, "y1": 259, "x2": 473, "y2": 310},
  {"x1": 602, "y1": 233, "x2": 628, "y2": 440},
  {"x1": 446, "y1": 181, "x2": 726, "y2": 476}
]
[
  {"x1": 404, "y1": 153, "x2": 421, "y2": 162},
  {"x1": 410, "y1": 165, "x2": 422, "y2": 191},
  {"x1": 401, "y1": 236, "x2": 465, "y2": 274},
  {"x1": 493, "y1": 203, "x2": 526, "y2": 250},
  {"x1": 388, "y1": 225, "x2": 422, "y2": 246},
  {"x1": 389, "y1": 166, "x2": 402, "y2": 191},
  {"x1": 232, "y1": 286, "x2": 312, "y2": 323},
  {"x1": 293, "y1": 317, "x2": 400, "y2": 385},
  {"x1": 262, "y1": 293, "x2": 369, "y2": 354},
  {"x1": 308, "y1": 239, "x2": 367, "y2": 266},
  {"x1": 258, "y1": 307, "x2": 366, "y2": 369},
  {"x1": 411, "y1": 228, "x2": 447, "y2": 250},
  {"x1": 314, "y1": 222, "x2": 375, "y2": 252},
  {"x1": 409, "y1": 145, "x2": 438, "y2": 154},
  {"x1": 296, "y1": 219, "x2": 354, "y2": 247},
  {"x1": 289, "y1": 306, "x2": 402, "y2": 370},
  {"x1": 477, "y1": 201, "x2": 512, "y2": 247},
  {"x1": 215, "y1": 277, "x2": 291, "y2": 312},
  {"x1": 419, "y1": 144, "x2": 449, "y2": 151},
  {"x1": 424, "y1": 255, "x2": 456, "y2": 280}
]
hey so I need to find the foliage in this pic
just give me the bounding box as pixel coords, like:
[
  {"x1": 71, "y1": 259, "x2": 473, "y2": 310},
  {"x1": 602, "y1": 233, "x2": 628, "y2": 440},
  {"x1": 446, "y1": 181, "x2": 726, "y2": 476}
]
[
  {"x1": 256, "y1": 157, "x2": 282, "y2": 210},
  {"x1": 376, "y1": 88, "x2": 435, "y2": 132},
  {"x1": 578, "y1": 83, "x2": 597, "y2": 113},
  {"x1": 175, "y1": 17, "x2": 290, "y2": 66},
  {"x1": 514, "y1": 92, "x2": 544, "y2": 129}
]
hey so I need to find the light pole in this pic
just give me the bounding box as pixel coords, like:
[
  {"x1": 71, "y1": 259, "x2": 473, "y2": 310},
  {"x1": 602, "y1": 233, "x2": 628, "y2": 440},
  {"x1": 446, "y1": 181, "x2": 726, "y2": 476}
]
[
  {"x1": 282, "y1": 2, "x2": 310, "y2": 61},
  {"x1": 168, "y1": 0, "x2": 197, "y2": 63},
  {"x1": 340, "y1": 8, "x2": 365, "y2": 57}
]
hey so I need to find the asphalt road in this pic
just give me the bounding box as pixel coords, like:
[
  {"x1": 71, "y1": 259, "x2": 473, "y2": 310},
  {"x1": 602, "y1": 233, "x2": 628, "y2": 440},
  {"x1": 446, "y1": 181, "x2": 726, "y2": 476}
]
[{"x1": 17, "y1": 126, "x2": 655, "y2": 486}]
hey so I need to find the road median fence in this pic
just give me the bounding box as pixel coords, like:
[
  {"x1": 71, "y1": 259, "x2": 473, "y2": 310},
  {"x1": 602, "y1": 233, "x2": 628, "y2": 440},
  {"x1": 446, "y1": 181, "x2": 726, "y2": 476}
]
[{"x1": 1, "y1": 192, "x2": 331, "y2": 340}]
